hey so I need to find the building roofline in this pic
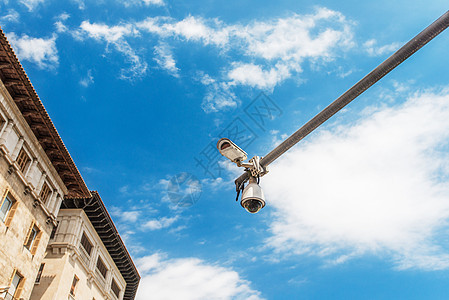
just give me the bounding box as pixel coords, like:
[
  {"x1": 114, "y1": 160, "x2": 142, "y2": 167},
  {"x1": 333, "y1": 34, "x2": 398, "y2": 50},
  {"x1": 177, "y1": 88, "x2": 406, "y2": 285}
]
[
  {"x1": 0, "y1": 27, "x2": 91, "y2": 198},
  {"x1": 62, "y1": 191, "x2": 140, "y2": 300}
]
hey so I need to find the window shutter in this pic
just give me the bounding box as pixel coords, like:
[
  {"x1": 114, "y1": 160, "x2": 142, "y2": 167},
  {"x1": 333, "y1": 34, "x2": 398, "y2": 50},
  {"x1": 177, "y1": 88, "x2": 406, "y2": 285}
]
[
  {"x1": 14, "y1": 277, "x2": 25, "y2": 298},
  {"x1": 0, "y1": 188, "x2": 9, "y2": 206},
  {"x1": 4, "y1": 201, "x2": 18, "y2": 227},
  {"x1": 31, "y1": 229, "x2": 42, "y2": 255},
  {"x1": 24, "y1": 221, "x2": 35, "y2": 246},
  {"x1": 8, "y1": 268, "x2": 17, "y2": 286}
]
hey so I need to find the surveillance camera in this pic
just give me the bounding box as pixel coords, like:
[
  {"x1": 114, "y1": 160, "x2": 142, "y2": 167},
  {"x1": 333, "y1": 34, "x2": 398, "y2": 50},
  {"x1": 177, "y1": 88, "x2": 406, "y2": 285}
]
[
  {"x1": 241, "y1": 180, "x2": 265, "y2": 214},
  {"x1": 217, "y1": 138, "x2": 247, "y2": 163}
]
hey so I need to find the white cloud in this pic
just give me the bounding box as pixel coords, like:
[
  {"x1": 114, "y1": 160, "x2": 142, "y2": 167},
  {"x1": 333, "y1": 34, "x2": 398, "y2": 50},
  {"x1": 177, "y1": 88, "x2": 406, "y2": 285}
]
[
  {"x1": 1, "y1": 9, "x2": 19, "y2": 23},
  {"x1": 236, "y1": 8, "x2": 353, "y2": 61},
  {"x1": 138, "y1": 16, "x2": 231, "y2": 47},
  {"x1": 55, "y1": 21, "x2": 68, "y2": 33},
  {"x1": 78, "y1": 21, "x2": 147, "y2": 79},
  {"x1": 79, "y1": 69, "x2": 94, "y2": 87},
  {"x1": 363, "y1": 39, "x2": 401, "y2": 56},
  {"x1": 71, "y1": 0, "x2": 85, "y2": 10},
  {"x1": 142, "y1": 216, "x2": 179, "y2": 231},
  {"x1": 7, "y1": 32, "x2": 58, "y2": 69},
  {"x1": 227, "y1": 62, "x2": 292, "y2": 90},
  {"x1": 74, "y1": 7, "x2": 354, "y2": 104},
  {"x1": 79, "y1": 21, "x2": 135, "y2": 43},
  {"x1": 54, "y1": 13, "x2": 70, "y2": 33},
  {"x1": 122, "y1": 0, "x2": 165, "y2": 6},
  {"x1": 58, "y1": 12, "x2": 70, "y2": 21},
  {"x1": 269, "y1": 130, "x2": 288, "y2": 148},
  {"x1": 263, "y1": 89, "x2": 449, "y2": 270},
  {"x1": 136, "y1": 253, "x2": 264, "y2": 300},
  {"x1": 19, "y1": 0, "x2": 44, "y2": 11},
  {"x1": 119, "y1": 185, "x2": 129, "y2": 194},
  {"x1": 137, "y1": 7, "x2": 354, "y2": 97},
  {"x1": 122, "y1": 211, "x2": 140, "y2": 223},
  {"x1": 153, "y1": 42, "x2": 179, "y2": 77},
  {"x1": 201, "y1": 80, "x2": 238, "y2": 113},
  {"x1": 110, "y1": 207, "x2": 141, "y2": 223},
  {"x1": 142, "y1": 0, "x2": 164, "y2": 5},
  {"x1": 194, "y1": 72, "x2": 239, "y2": 112}
]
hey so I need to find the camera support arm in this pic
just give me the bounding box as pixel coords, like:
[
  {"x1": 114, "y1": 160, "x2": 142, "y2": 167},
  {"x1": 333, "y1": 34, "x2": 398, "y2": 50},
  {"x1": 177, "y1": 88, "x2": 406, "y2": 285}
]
[
  {"x1": 234, "y1": 10, "x2": 449, "y2": 192},
  {"x1": 236, "y1": 156, "x2": 268, "y2": 178}
]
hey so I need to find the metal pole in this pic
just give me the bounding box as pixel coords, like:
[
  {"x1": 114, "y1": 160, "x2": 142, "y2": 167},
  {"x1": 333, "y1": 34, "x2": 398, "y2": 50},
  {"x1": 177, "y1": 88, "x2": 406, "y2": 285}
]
[{"x1": 235, "y1": 11, "x2": 449, "y2": 189}]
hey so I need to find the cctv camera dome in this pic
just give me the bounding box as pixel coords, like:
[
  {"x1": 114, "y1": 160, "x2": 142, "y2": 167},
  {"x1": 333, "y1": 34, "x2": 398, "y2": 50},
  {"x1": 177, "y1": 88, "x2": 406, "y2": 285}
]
[
  {"x1": 241, "y1": 182, "x2": 265, "y2": 214},
  {"x1": 241, "y1": 198, "x2": 264, "y2": 213}
]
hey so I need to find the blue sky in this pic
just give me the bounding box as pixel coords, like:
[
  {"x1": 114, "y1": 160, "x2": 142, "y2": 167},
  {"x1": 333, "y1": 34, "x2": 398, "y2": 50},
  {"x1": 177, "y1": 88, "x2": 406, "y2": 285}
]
[{"x1": 2, "y1": 0, "x2": 449, "y2": 299}]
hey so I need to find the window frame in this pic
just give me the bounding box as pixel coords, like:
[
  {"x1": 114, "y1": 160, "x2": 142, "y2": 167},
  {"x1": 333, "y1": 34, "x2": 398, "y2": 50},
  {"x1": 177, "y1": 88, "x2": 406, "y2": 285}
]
[
  {"x1": 50, "y1": 221, "x2": 58, "y2": 240},
  {"x1": 8, "y1": 269, "x2": 25, "y2": 299},
  {"x1": 111, "y1": 278, "x2": 121, "y2": 299},
  {"x1": 80, "y1": 232, "x2": 93, "y2": 256},
  {"x1": 0, "y1": 194, "x2": 13, "y2": 222},
  {"x1": 39, "y1": 182, "x2": 51, "y2": 204},
  {"x1": 0, "y1": 190, "x2": 17, "y2": 227},
  {"x1": 96, "y1": 255, "x2": 108, "y2": 279},
  {"x1": 15, "y1": 147, "x2": 31, "y2": 174},
  {"x1": 24, "y1": 222, "x2": 42, "y2": 255},
  {"x1": 69, "y1": 275, "x2": 79, "y2": 296},
  {"x1": 35, "y1": 263, "x2": 45, "y2": 284}
]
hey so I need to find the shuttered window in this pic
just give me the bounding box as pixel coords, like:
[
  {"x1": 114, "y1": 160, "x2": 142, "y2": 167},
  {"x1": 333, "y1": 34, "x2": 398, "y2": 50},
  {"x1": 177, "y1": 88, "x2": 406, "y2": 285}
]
[
  {"x1": 0, "y1": 194, "x2": 12, "y2": 222},
  {"x1": 16, "y1": 148, "x2": 30, "y2": 173},
  {"x1": 0, "y1": 191, "x2": 17, "y2": 226},
  {"x1": 39, "y1": 183, "x2": 51, "y2": 204},
  {"x1": 24, "y1": 222, "x2": 42, "y2": 255},
  {"x1": 111, "y1": 279, "x2": 120, "y2": 298},
  {"x1": 4, "y1": 200, "x2": 18, "y2": 227},
  {"x1": 96, "y1": 256, "x2": 107, "y2": 278},
  {"x1": 8, "y1": 269, "x2": 25, "y2": 299},
  {"x1": 80, "y1": 232, "x2": 93, "y2": 255}
]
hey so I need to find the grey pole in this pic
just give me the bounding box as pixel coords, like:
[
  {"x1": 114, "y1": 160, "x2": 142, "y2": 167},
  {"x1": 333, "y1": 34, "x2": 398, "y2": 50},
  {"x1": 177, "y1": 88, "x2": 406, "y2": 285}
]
[{"x1": 235, "y1": 10, "x2": 449, "y2": 190}]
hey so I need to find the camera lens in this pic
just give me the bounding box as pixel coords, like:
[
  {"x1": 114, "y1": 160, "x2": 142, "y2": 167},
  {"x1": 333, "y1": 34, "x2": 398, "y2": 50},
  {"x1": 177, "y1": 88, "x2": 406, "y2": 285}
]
[{"x1": 242, "y1": 199, "x2": 263, "y2": 214}]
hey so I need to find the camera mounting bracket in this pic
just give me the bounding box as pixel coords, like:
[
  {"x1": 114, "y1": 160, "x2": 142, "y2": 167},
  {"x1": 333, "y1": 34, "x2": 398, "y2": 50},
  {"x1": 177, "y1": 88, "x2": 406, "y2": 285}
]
[{"x1": 236, "y1": 156, "x2": 268, "y2": 178}]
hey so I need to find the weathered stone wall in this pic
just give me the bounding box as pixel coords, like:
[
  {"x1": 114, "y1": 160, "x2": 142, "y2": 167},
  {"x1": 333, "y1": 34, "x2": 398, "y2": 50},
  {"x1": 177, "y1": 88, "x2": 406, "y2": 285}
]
[
  {"x1": 0, "y1": 78, "x2": 67, "y2": 299},
  {"x1": 0, "y1": 153, "x2": 53, "y2": 298}
]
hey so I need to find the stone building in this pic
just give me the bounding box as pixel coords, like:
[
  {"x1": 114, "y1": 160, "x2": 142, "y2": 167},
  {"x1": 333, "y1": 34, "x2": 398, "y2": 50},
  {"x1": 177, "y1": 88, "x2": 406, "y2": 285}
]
[
  {"x1": 30, "y1": 192, "x2": 140, "y2": 300},
  {"x1": 0, "y1": 29, "x2": 139, "y2": 300}
]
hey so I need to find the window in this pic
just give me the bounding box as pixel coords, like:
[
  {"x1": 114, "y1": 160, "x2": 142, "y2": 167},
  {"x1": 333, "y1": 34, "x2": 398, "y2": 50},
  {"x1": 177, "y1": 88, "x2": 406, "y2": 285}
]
[
  {"x1": 8, "y1": 270, "x2": 25, "y2": 299},
  {"x1": 24, "y1": 222, "x2": 42, "y2": 255},
  {"x1": 0, "y1": 193, "x2": 18, "y2": 227},
  {"x1": 111, "y1": 279, "x2": 120, "y2": 298},
  {"x1": 35, "y1": 263, "x2": 45, "y2": 284},
  {"x1": 70, "y1": 275, "x2": 79, "y2": 296},
  {"x1": 80, "y1": 232, "x2": 93, "y2": 256},
  {"x1": 0, "y1": 194, "x2": 13, "y2": 222},
  {"x1": 39, "y1": 182, "x2": 51, "y2": 204},
  {"x1": 50, "y1": 222, "x2": 58, "y2": 239},
  {"x1": 96, "y1": 256, "x2": 107, "y2": 278},
  {"x1": 16, "y1": 148, "x2": 30, "y2": 173}
]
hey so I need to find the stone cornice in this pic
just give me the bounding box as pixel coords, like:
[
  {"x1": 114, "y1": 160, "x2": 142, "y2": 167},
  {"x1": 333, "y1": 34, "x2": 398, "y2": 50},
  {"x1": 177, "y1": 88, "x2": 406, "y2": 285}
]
[{"x1": 0, "y1": 28, "x2": 90, "y2": 198}]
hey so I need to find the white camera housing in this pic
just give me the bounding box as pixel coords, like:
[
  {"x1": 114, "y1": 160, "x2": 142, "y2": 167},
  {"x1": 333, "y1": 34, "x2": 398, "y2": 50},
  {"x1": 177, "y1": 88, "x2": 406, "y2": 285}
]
[
  {"x1": 217, "y1": 138, "x2": 247, "y2": 163},
  {"x1": 241, "y1": 180, "x2": 265, "y2": 214}
]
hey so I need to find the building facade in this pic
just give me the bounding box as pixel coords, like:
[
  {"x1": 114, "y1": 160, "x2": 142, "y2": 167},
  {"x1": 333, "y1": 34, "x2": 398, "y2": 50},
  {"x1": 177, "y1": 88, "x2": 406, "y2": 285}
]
[
  {"x1": 0, "y1": 29, "x2": 139, "y2": 300},
  {"x1": 30, "y1": 192, "x2": 139, "y2": 300}
]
